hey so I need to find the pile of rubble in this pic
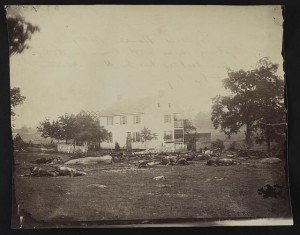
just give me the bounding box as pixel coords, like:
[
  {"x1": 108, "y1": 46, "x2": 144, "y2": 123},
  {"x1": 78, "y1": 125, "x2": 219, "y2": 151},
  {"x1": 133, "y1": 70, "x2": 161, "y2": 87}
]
[{"x1": 127, "y1": 152, "x2": 213, "y2": 168}]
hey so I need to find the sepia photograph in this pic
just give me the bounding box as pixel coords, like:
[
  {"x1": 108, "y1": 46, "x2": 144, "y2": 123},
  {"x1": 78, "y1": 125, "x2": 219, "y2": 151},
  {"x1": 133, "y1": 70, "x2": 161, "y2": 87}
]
[{"x1": 6, "y1": 5, "x2": 292, "y2": 228}]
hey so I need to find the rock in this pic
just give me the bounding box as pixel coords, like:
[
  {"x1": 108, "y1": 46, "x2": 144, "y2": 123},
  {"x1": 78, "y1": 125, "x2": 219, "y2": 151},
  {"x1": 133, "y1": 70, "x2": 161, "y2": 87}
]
[
  {"x1": 226, "y1": 154, "x2": 234, "y2": 158},
  {"x1": 260, "y1": 158, "x2": 281, "y2": 164},
  {"x1": 146, "y1": 161, "x2": 161, "y2": 166},
  {"x1": 205, "y1": 150, "x2": 213, "y2": 155},
  {"x1": 156, "y1": 184, "x2": 172, "y2": 188},
  {"x1": 236, "y1": 157, "x2": 247, "y2": 161},
  {"x1": 153, "y1": 176, "x2": 165, "y2": 180},
  {"x1": 64, "y1": 156, "x2": 113, "y2": 165},
  {"x1": 88, "y1": 184, "x2": 107, "y2": 188}
]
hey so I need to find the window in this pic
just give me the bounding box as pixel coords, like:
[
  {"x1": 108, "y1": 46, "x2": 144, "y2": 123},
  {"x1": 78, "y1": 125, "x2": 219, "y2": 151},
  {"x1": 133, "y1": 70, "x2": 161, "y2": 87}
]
[
  {"x1": 107, "y1": 116, "x2": 113, "y2": 125},
  {"x1": 120, "y1": 116, "x2": 127, "y2": 125},
  {"x1": 132, "y1": 132, "x2": 141, "y2": 142},
  {"x1": 164, "y1": 131, "x2": 173, "y2": 141},
  {"x1": 134, "y1": 115, "x2": 141, "y2": 124},
  {"x1": 164, "y1": 115, "x2": 171, "y2": 123},
  {"x1": 174, "y1": 129, "x2": 184, "y2": 143}
]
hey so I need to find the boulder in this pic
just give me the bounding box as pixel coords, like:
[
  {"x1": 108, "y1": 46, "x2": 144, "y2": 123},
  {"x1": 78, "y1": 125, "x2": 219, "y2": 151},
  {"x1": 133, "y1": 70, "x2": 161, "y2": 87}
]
[
  {"x1": 260, "y1": 158, "x2": 281, "y2": 164},
  {"x1": 64, "y1": 155, "x2": 113, "y2": 165}
]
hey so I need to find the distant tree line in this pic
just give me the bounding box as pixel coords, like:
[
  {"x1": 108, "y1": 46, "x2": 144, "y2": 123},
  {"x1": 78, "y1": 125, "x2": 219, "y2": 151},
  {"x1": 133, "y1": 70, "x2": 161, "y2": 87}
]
[{"x1": 37, "y1": 113, "x2": 110, "y2": 147}]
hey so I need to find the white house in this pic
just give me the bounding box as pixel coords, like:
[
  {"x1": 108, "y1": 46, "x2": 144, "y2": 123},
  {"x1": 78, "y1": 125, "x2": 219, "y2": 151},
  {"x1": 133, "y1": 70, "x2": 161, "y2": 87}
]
[{"x1": 99, "y1": 94, "x2": 186, "y2": 152}]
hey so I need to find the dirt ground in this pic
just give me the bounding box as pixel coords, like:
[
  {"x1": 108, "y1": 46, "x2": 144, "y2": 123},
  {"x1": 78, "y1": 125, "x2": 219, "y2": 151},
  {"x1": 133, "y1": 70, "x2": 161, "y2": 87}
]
[{"x1": 12, "y1": 148, "x2": 292, "y2": 227}]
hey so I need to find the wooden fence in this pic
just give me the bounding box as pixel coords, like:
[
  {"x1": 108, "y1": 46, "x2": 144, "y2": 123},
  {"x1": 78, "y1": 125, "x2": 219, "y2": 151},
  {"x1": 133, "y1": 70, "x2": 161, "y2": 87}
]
[{"x1": 57, "y1": 143, "x2": 88, "y2": 154}]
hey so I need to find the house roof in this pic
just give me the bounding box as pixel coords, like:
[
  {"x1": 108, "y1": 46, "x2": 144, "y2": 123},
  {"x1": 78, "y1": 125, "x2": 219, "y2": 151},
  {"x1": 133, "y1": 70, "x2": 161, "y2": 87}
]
[
  {"x1": 100, "y1": 96, "x2": 158, "y2": 116},
  {"x1": 100, "y1": 95, "x2": 183, "y2": 116}
]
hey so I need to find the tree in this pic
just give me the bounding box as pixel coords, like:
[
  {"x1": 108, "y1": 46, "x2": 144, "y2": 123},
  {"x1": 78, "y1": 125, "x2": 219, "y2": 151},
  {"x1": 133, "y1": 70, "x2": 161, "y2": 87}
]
[
  {"x1": 73, "y1": 113, "x2": 110, "y2": 147},
  {"x1": 10, "y1": 87, "x2": 26, "y2": 118},
  {"x1": 211, "y1": 57, "x2": 285, "y2": 150},
  {"x1": 8, "y1": 15, "x2": 39, "y2": 121},
  {"x1": 58, "y1": 114, "x2": 76, "y2": 144},
  {"x1": 37, "y1": 119, "x2": 62, "y2": 144},
  {"x1": 252, "y1": 58, "x2": 286, "y2": 151},
  {"x1": 140, "y1": 127, "x2": 157, "y2": 149},
  {"x1": 7, "y1": 16, "x2": 40, "y2": 56}
]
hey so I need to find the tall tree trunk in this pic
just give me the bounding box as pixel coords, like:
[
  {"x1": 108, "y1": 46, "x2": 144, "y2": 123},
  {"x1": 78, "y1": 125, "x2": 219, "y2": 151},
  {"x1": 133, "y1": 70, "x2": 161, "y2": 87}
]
[{"x1": 245, "y1": 123, "x2": 251, "y2": 148}]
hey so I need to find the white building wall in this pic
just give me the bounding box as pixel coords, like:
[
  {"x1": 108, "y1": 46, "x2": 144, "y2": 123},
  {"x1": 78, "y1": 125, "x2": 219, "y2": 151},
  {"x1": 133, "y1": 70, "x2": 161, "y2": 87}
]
[{"x1": 99, "y1": 96, "x2": 184, "y2": 150}]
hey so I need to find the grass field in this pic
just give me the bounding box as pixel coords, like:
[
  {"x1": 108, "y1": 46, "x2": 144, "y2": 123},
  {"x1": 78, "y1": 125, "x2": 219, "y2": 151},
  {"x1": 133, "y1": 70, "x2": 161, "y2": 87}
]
[{"x1": 12, "y1": 148, "x2": 292, "y2": 227}]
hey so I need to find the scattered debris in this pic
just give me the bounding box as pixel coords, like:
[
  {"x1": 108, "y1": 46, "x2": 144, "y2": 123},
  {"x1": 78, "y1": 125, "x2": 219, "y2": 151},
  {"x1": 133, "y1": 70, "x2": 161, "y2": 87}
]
[
  {"x1": 259, "y1": 158, "x2": 281, "y2": 164},
  {"x1": 258, "y1": 184, "x2": 282, "y2": 198},
  {"x1": 153, "y1": 176, "x2": 166, "y2": 181},
  {"x1": 29, "y1": 166, "x2": 86, "y2": 177}
]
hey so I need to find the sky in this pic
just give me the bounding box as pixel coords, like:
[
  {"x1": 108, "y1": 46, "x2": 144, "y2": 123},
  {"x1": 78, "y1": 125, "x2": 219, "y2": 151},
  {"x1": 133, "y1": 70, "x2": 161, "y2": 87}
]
[{"x1": 7, "y1": 5, "x2": 284, "y2": 129}]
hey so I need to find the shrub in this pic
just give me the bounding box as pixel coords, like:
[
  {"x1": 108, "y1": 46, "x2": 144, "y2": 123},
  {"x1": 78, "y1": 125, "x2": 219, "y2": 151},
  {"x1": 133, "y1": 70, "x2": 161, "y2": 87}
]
[{"x1": 115, "y1": 142, "x2": 120, "y2": 151}]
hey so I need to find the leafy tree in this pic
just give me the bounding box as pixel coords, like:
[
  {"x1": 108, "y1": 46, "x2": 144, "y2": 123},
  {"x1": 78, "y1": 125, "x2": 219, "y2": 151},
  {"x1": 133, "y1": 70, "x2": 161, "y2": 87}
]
[
  {"x1": 58, "y1": 114, "x2": 76, "y2": 144},
  {"x1": 211, "y1": 57, "x2": 285, "y2": 150},
  {"x1": 10, "y1": 87, "x2": 26, "y2": 118},
  {"x1": 252, "y1": 58, "x2": 286, "y2": 152},
  {"x1": 7, "y1": 16, "x2": 40, "y2": 56},
  {"x1": 37, "y1": 119, "x2": 62, "y2": 144},
  {"x1": 73, "y1": 113, "x2": 110, "y2": 146}
]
